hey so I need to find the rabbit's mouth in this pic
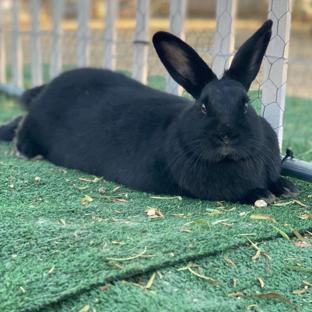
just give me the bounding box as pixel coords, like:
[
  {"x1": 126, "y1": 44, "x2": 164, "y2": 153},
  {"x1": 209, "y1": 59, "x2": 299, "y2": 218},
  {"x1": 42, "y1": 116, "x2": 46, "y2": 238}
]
[{"x1": 214, "y1": 146, "x2": 242, "y2": 162}]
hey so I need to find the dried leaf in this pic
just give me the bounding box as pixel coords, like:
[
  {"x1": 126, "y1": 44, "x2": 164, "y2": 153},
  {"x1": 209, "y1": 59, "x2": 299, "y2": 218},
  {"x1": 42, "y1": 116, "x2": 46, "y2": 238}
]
[
  {"x1": 222, "y1": 207, "x2": 236, "y2": 212},
  {"x1": 145, "y1": 272, "x2": 157, "y2": 289},
  {"x1": 224, "y1": 256, "x2": 236, "y2": 266},
  {"x1": 294, "y1": 241, "x2": 311, "y2": 248},
  {"x1": 252, "y1": 249, "x2": 261, "y2": 261},
  {"x1": 217, "y1": 201, "x2": 225, "y2": 207},
  {"x1": 79, "y1": 177, "x2": 102, "y2": 183},
  {"x1": 291, "y1": 228, "x2": 305, "y2": 241},
  {"x1": 293, "y1": 199, "x2": 308, "y2": 208},
  {"x1": 192, "y1": 219, "x2": 210, "y2": 226},
  {"x1": 112, "y1": 240, "x2": 125, "y2": 245},
  {"x1": 111, "y1": 217, "x2": 130, "y2": 223},
  {"x1": 107, "y1": 261, "x2": 123, "y2": 269},
  {"x1": 212, "y1": 219, "x2": 233, "y2": 226},
  {"x1": 145, "y1": 207, "x2": 164, "y2": 218},
  {"x1": 172, "y1": 213, "x2": 186, "y2": 218},
  {"x1": 205, "y1": 209, "x2": 223, "y2": 216},
  {"x1": 112, "y1": 198, "x2": 128, "y2": 203},
  {"x1": 252, "y1": 292, "x2": 293, "y2": 305},
  {"x1": 247, "y1": 239, "x2": 260, "y2": 251},
  {"x1": 292, "y1": 286, "x2": 308, "y2": 295},
  {"x1": 180, "y1": 228, "x2": 192, "y2": 233},
  {"x1": 250, "y1": 214, "x2": 276, "y2": 223},
  {"x1": 228, "y1": 292, "x2": 243, "y2": 298},
  {"x1": 273, "y1": 201, "x2": 294, "y2": 207},
  {"x1": 20, "y1": 286, "x2": 26, "y2": 293},
  {"x1": 98, "y1": 187, "x2": 107, "y2": 194},
  {"x1": 106, "y1": 247, "x2": 147, "y2": 262},
  {"x1": 150, "y1": 195, "x2": 182, "y2": 200},
  {"x1": 78, "y1": 186, "x2": 89, "y2": 190},
  {"x1": 100, "y1": 284, "x2": 112, "y2": 291},
  {"x1": 287, "y1": 265, "x2": 312, "y2": 273},
  {"x1": 257, "y1": 277, "x2": 265, "y2": 289},
  {"x1": 237, "y1": 233, "x2": 257, "y2": 237},
  {"x1": 247, "y1": 304, "x2": 258, "y2": 310},
  {"x1": 299, "y1": 213, "x2": 312, "y2": 220},
  {"x1": 59, "y1": 219, "x2": 66, "y2": 225},
  {"x1": 247, "y1": 239, "x2": 269, "y2": 262},
  {"x1": 187, "y1": 267, "x2": 219, "y2": 286},
  {"x1": 79, "y1": 304, "x2": 90, "y2": 312},
  {"x1": 232, "y1": 278, "x2": 238, "y2": 287},
  {"x1": 80, "y1": 195, "x2": 93, "y2": 205},
  {"x1": 48, "y1": 266, "x2": 55, "y2": 274}
]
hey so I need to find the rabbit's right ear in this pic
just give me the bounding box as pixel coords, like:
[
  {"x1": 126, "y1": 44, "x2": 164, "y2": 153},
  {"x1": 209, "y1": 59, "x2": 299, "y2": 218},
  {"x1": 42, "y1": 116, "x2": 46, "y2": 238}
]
[{"x1": 153, "y1": 31, "x2": 217, "y2": 98}]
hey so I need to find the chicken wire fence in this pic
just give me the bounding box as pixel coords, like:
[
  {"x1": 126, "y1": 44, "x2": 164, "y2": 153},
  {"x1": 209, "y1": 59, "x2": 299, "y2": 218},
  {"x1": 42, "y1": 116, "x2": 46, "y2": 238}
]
[{"x1": 0, "y1": 0, "x2": 310, "y2": 157}]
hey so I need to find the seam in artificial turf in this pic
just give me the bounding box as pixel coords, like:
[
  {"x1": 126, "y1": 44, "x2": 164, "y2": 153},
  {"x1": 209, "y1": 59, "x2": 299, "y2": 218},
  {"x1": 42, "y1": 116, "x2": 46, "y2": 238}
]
[{"x1": 28, "y1": 226, "x2": 312, "y2": 312}]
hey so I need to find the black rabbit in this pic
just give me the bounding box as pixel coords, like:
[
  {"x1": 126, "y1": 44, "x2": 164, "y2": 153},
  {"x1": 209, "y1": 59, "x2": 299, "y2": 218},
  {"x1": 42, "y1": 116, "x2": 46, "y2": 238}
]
[{"x1": 0, "y1": 20, "x2": 298, "y2": 204}]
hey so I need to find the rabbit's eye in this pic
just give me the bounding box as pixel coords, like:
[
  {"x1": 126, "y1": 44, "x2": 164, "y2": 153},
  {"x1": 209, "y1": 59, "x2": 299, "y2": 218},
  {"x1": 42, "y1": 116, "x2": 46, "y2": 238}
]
[{"x1": 201, "y1": 103, "x2": 207, "y2": 115}]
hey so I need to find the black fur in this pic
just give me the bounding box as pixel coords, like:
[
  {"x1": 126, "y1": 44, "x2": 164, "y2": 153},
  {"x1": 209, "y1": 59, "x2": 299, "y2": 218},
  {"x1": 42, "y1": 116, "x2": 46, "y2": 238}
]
[
  {"x1": 0, "y1": 116, "x2": 23, "y2": 141},
  {"x1": 20, "y1": 84, "x2": 46, "y2": 109},
  {"x1": 0, "y1": 20, "x2": 298, "y2": 204}
]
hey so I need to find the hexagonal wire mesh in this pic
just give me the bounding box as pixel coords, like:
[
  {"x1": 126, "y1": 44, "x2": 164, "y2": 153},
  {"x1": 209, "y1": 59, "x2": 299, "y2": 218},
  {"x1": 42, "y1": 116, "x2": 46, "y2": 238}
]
[{"x1": 0, "y1": 0, "x2": 311, "y2": 159}]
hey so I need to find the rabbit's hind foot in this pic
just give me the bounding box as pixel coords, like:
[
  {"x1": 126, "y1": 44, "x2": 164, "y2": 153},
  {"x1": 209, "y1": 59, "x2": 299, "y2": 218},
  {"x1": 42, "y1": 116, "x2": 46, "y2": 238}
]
[
  {"x1": 15, "y1": 122, "x2": 42, "y2": 160},
  {"x1": 0, "y1": 116, "x2": 23, "y2": 142},
  {"x1": 269, "y1": 177, "x2": 299, "y2": 198}
]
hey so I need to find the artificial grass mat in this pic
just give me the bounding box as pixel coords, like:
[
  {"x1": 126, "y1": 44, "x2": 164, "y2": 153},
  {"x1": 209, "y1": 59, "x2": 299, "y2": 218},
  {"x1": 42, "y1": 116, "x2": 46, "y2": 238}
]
[
  {"x1": 45, "y1": 237, "x2": 312, "y2": 312},
  {"x1": 0, "y1": 94, "x2": 311, "y2": 311}
]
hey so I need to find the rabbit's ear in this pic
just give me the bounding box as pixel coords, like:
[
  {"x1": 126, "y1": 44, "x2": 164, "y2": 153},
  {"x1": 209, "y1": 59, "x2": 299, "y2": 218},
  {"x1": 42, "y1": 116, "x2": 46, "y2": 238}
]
[
  {"x1": 153, "y1": 31, "x2": 216, "y2": 98},
  {"x1": 227, "y1": 20, "x2": 273, "y2": 90}
]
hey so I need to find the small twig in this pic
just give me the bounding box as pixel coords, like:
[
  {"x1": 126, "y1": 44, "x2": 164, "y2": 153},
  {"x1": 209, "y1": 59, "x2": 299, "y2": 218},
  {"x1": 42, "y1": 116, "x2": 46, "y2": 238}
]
[
  {"x1": 145, "y1": 272, "x2": 157, "y2": 289},
  {"x1": 247, "y1": 239, "x2": 260, "y2": 251},
  {"x1": 106, "y1": 247, "x2": 147, "y2": 261},
  {"x1": 271, "y1": 225, "x2": 290, "y2": 240},
  {"x1": 187, "y1": 267, "x2": 219, "y2": 286}
]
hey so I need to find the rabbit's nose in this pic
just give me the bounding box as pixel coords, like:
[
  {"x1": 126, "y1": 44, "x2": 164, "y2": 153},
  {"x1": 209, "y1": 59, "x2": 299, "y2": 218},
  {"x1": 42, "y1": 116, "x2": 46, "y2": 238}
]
[{"x1": 222, "y1": 135, "x2": 230, "y2": 145}]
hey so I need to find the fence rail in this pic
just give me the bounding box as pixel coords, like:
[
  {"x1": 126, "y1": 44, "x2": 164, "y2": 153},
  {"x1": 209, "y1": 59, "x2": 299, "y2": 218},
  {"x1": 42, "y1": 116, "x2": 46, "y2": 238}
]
[{"x1": 0, "y1": 0, "x2": 294, "y2": 149}]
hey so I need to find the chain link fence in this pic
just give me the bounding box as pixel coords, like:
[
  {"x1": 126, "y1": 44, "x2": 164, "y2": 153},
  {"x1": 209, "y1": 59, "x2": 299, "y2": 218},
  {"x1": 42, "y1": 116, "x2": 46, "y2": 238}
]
[{"x1": 0, "y1": 0, "x2": 311, "y2": 159}]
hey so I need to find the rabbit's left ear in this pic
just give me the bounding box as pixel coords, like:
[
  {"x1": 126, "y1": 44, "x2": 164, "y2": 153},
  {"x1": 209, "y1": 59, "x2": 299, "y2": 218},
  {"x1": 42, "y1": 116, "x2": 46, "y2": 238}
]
[
  {"x1": 227, "y1": 20, "x2": 273, "y2": 90},
  {"x1": 153, "y1": 31, "x2": 217, "y2": 98}
]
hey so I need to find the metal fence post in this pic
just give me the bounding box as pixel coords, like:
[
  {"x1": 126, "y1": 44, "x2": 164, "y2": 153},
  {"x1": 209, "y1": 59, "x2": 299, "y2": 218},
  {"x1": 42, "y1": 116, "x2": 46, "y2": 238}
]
[
  {"x1": 212, "y1": 0, "x2": 237, "y2": 78},
  {"x1": 77, "y1": 0, "x2": 91, "y2": 67},
  {"x1": 30, "y1": 0, "x2": 43, "y2": 86},
  {"x1": 132, "y1": 0, "x2": 150, "y2": 84},
  {"x1": 0, "y1": 4, "x2": 6, "y2": 84},
  {"x1": 261, "y1": 0, "x2": 293, "y2": 149},
  {"x1": 49, "y1": 0, "x2": 64, "y2": 79},
  {"x1": 11, "y1": 0, "x2": 23, "y2": 88},
  {"x1": 103, "y1": 0, "x2": 119, "y2": 70},
  {"x1": 166, "y1": 0, "x2": 187, "y2": 95}
]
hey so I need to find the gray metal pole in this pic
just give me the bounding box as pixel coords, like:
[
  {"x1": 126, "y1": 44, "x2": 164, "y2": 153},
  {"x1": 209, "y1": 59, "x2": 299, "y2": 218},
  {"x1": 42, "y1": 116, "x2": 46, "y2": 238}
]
[{"x1": 281, "y1": 158, "x2": 312, "y2": 182}]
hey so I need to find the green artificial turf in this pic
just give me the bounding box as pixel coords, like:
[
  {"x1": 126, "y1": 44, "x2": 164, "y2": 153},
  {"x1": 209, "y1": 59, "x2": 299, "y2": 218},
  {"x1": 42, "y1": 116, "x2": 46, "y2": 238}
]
[
  {"x1": 0, "y1": 86, "x2": 311, "y2": 312},
  {"x1": 46, "y1": 237, "x2": 312, "y2": 312}
]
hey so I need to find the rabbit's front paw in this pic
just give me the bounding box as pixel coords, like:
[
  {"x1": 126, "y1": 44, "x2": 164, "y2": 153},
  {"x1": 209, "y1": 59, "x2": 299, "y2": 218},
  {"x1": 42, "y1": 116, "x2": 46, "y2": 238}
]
[{"x1": 241, "y1": 188, "x2": 276, "y2": 205}]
